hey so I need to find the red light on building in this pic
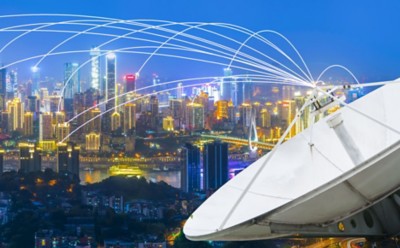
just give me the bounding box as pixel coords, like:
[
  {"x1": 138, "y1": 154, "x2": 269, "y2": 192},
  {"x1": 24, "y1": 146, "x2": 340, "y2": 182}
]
[
  {"x1": 125, "y1": 74, "x2": 135, "y2": 80},
  {"x1": 125, "y1": 74, "x2": 136, "y2": 93}
]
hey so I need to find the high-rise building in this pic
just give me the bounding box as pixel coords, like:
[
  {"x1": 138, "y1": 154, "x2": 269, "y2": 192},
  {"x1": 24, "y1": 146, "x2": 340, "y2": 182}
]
[
  {"x1": 236, "y1": 81, "x2": 244, "y2": 107},
  {"x1": 177, "y1": 82, "x2": 183, "y2": 99},
  {"x1": 181, "y1": 143, "x2": 201, "y2": 193},
  {"x1": 55, "y1": 122, "x2": 70, "y2": 142},
  {"x1": 240, "y1": 103, "x2": 252, "y2": 127},
  {"x1": 27, "y1": 95, "x2": 40, "y2": 113},
  {"x1": 221, "y1": 68, "x2": 233, "y2": 101},
  {"x1": 103, "y1": 53, "x2": 116, "y2": 133},
  {"x1": 39, "y1": 112, "x2": 53, "y2": 141},
  {"x1": 0, "y1": 149, "x2": 4, "y2": 173},
  {"x1": 105, "y1": 52, "x2": 116, "y2": 105},
  {"x1": 203, "y1": 140, "x2": 229, "y2": 191},
  {"x1": 7, "y1": 70, "x2": 17, "y2": 101},
  {"x1": 215, "y1": 100, "x2": 228, "y2": 120},
  {"x1": 90, "y1": 108, "x2": 102, "y2": 132},
  {"x1": 85, "y1": 132, "x2": 100, "y2": 152},
  {"x1": 124, "y1": 74, "x2": 136, "y2": 93},
  {"x1": 7, "y1": 98, "x2": 24, "y2": 131},
  {"x1": 64, "y1": 62, "x2": 80, "y2": 99},
  {"x1": 185, "y1": 103, "x2": 204, "y2": 130},
  {"x1": 260, "y1": 108, "x2": 271, "y2": 128},
  {"x1": 64, "y1": 63, "x2": 79, "y2": 119},
  {"x1": 19, "y1": 143, "x2": 42, "y2": 173},
  {"x1": 23, "y1": 112, "x2": 34, "y2": 136},
  {"x1": 123, "y1": 103, "x2": 136, "y2": 134},
  {"x1": 55, "y1": 111, "x2": 65, "y2": 124},
  {"x1": 0, "y1": 149, "x2": 3, "y2": 173},
  {"x1": 49, "y1": 95, "x2": 62, "y2": 112},
  {"x1": 57, "y1": 142, "x2": 80, "y2": 177},
  {"x1": 90, "y1": 47, "x2": 100, "y2": 91},
  {"x1": 111, "y1": 111, "x2": 121, "y2": 131},
  {"x1": 31, "y1": 66, "x2": 40, "y2": 95}
]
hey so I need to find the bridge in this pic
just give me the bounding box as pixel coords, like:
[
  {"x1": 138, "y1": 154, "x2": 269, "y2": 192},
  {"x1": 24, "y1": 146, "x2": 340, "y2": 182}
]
[{"x1": 200, "y1": 134, "x2": 275, "y2": 150}]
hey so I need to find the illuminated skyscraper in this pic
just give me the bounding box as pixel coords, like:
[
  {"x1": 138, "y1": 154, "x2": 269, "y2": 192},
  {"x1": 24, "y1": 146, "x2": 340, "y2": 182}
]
[
  {"x1": 64, "y1": 62, "x2": 80, "y2": 118},
  {"x1": 7, "y1": 98, "x2": 24, "y2": 131},
  {"x1": 181, "y1": 143, "x2": 201, "y2": 193},
  {"x1": 64, "y1": 62, "x2": 80, "y2": 99},
  {"x1": 105, "y1": 52, "x2": 116, "y2": 105},
  {"x1": 55, "y1": 111, "x2": 65, "y2": 124},
  {"x1": 185, "y1": 103, "x2": 204, "y2": 130},
  {"x1": 221, "y1": 68, "x2": 233, "y2": 101},
  {"x1": 55, "y1": 122, "x2": 70, "y2": 142},
  {"x1": 111, "y1": 111, "x2": 121, "y2": 131},
  {"x1": 0, "y1": 68, "x2": 6, "y2": 113},
  {"x1": 203, "y1": 140, "x2": 228, "y2": 191},
  {"x1": 260, "y1": 108, "x2": 271, "y2": 128},
  {"x1": 23, "y1": 112, "x2": 34, "y2": 136},
  {"x1": 90, "y1": 47, "x2": 100, "y2": 91},
  {"x1": 90, "y1": 108, "x2": 102, "y2": 132},
  {"x1": 31, "y1": 66, "x2": 40, "y2": 95},
  {"x1": 103, "y1": 52, "x2": 116, "y2": 133},
  {"x1": 123, "y1": 103, "x2": 136, "y2": 134},
  {"x1": 39, "y1": 112, "x2": 53, "y2": 141},
  {"x1": 215, "y1": 100, "x2": 228, "y2": 120},
  {"x1": 240, "y1": 103, "x2": 252, "y2": 127},
  {"x1": 7, "y1": 70, "x2": 17, "y2": 100},
  {"x1": 124, "y1": 74, "x2": 136, "y2": 93},
  {"x1": 19, "y1": 143, "x2": 42, "y2": 173},
  {"x1": 85, "y1": 132, "x2": 101, "y2": 152}
]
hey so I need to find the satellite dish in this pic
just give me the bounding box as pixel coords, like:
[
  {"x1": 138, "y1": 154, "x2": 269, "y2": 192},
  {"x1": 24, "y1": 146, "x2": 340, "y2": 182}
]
[{"x1": 184, "y1": 81, "x2": 400, "y2": 241}]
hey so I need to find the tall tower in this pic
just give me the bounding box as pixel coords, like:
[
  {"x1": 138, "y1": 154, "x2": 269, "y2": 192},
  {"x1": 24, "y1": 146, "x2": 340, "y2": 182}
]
[
  {"x1": 124, "y1": 74, "x2": 136, "y2": 93},
  {"x1": 7, "y1": 98, "x2": 24, "y2": 131},
  {"x1": 181, "y1": 143, "x2": 201, "y2": 193},
  {"x1": 0, "y1": 68, "x2": 6, "y2": 113},
  {"x1": 203, "y1": 140, "x2": 229, "y2": 191},
  {"x1": 123, "y1": 103, "x2": 136, "y2": 135},
  {"x1": 64, "y1": 63, "x2": 80, "y2": 119},
  {"x1": 64, "y1": 62, "x2": 80, "y2": 99},
  {"x1": 185, "y1": 103, "x2": 204, "y2": 130},
  {"x1": 104, "y1": 52, "x2": 116, "y2": 133},
  {"x1": 39, "y1": 112, "x2": 53, "y2": 141},
  {"x1": 0, "y1": 149, "x2": 4, "y2": 173},
  {"x1": 23, "y1": 112, "x2": 34, "y2": 137},
  {"x1": 221, "y1": 68, "x2": 233, "y2": 101},
  {"x1": 30, "y1": 66, "x2": 40, "y2": 95},
  {"x1": 90, "y1": 47, "x2": 100, "y2": 91}
]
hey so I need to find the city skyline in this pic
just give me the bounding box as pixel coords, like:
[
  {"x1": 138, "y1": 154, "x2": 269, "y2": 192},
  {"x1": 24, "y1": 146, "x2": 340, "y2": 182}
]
[{"x1": 0, "y1": 0, "x2": 400, "y2": 83}]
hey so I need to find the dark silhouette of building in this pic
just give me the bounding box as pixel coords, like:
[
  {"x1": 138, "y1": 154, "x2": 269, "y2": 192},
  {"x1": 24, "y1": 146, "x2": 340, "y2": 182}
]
[
  {"x1": 57, "y1": 142, "x2": 80, "y2": 176},
  {"x1": 0, "y1": 149, "x2": 4, "y2": 173},
  {"x1": 19, "y1": 143, "x2": 42, "y2": 173},
  {"x1": 181, "y1": 143, "x2": 201, "y2": 193},
  {"x1": 203, "y1": 140, "x2": 228, "y2": 191}
]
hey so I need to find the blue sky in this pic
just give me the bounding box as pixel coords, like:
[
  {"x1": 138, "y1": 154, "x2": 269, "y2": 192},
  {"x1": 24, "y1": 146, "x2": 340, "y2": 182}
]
[{"x1": 1, "y1": 0, "x2": 400, "y2": 83}]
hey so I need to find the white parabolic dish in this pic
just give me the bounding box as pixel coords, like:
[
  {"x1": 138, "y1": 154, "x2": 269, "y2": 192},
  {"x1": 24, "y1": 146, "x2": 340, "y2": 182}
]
[{"x1": 184, "y1": 80, "x2": 400, "y2": 241}]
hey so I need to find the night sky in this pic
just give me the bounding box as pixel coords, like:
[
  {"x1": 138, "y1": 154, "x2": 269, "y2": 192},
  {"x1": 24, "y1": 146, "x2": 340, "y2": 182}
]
[{"x1": 1, "y1": 0, "x2": 400, "y2": 84}]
